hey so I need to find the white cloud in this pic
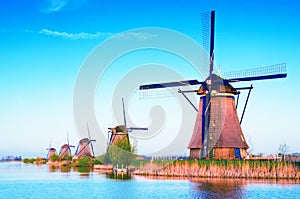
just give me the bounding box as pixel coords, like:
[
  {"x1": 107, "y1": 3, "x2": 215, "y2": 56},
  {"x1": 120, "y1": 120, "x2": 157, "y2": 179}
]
[
  {"x1": 39, "y1": 29, "x2": 114, "y2": 40},
  {"x1": 43, "y1": 0, "x2": 88, "y2": 13},
  {"x1": 45, "y1": 0, "x2": 69, "y2": 13},
  {"x1": 38, "y1": 29, "x2": 157, "y2": 41},
  {"x1": 114, "y1": 32, "x2": 158, "y2": 40}
]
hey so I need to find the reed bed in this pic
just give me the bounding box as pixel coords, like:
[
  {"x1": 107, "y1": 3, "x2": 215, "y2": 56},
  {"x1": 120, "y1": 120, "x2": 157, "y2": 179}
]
[{"x1": 133, "y1": 160, "x2": 300, "y2": 180}]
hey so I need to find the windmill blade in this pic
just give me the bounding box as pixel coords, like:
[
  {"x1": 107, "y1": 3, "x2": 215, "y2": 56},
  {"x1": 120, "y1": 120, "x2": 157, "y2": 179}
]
[
  {"x1": 122, "y1": 98, "x2": 127, "y2": 127},
  {"x1": 223, "y1": 63, "x2": 287, "y2": 82},
  {"x1": 46, "y1": 150, "x2": 50, "y2": 159},
  {"x1": 86, "y1": 122, "x2": 95, "y2": 157},
  {"x1": 139, "y1": 79, "x2": 203, "y2": 90},
  {"x1": 67, "y1": 131, "x2": 69, "y2": 146},
  {"x1": 90, "y1": 144, "x2": 95, "y2": 157},
  {"x1": 46, "y1": 138, "x2": 52, "y2": 159},
  {"x1": 201, "y1": 10, "x2": 215, "y2": 77},
  {"x1": 107, "y1": 129, "x2": 111, "y2": 145},
  {"x1": 87, "y1": 123, "x2": 91, "y2": 140},
  {"x1": 48, "y1": 138, "x2": 52, "y2": 150},
  {"x1": 178, "y1": 89, "x2": 198, "y2": 112},
  {"x1": 240, "y1": 84, "x2": 253, "y2": 124},
  {"x1": 66, "y1": 131, "x2": 74, "y2": 155},
  {"x1": 75, "y1": 143, "x2": 80, "y2": 155},
  {"x1": 127, "y1": 127, "x2": 148, "y2": 132}
]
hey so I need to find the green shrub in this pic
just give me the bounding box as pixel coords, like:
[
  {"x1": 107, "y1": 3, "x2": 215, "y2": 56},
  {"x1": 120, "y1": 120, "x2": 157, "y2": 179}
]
[
  {"x1": 77, "y1": 156, "x2": 92, "y2": 167},
  {"x1": 50, "y1": 154, "x2": 59, "y2": 162},
  {"x1": 62, "y1": 155, "x2": 72, "y2": 161},
  {"x1": 92, "y1": 159, "x2": 103, "y2": 165}
]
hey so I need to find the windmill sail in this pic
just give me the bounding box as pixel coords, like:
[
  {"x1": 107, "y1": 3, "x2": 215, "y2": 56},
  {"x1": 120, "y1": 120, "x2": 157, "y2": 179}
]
[
  {"x1": 223, "y1": 63, "x2": 287, "y2": 82},
  {"x1": 122, "y1": 98, "x2": 127, "y2": 127},
  {"x1": 108, "y1": 98, "x2": 148, "y2": 146},
  {"x1": 200, "y1": 10, "x2": 215, "y2": 159},
  {"x1": 139, "y1": 79, "x2": 203, "y2": 90},
  {"x1": 87, "y1": 123, "x2": 96, "y2": 157}
]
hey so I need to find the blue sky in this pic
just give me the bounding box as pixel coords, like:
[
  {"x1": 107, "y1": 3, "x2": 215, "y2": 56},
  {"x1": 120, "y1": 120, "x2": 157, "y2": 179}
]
[{"x1": 0, "y1": 0, "x2": 299, "y2": 157}]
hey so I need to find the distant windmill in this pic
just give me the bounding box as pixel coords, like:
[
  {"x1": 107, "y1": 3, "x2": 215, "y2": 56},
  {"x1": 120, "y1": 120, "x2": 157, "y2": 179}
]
[
  {"x1": 75, "y1": 123, "x2": 96, "y2": 158},
  {"x1": 108, "y1": 98, "x2": 148, "y2": 146},
  {"x1": 59, "y1": 132, "x2": 75, "y2": 159},
  {"x1": 139, "y1": 10, "x2": 287, "y2": 160},
  {"x1": 46, "y1": 138, "x2": 57, "y2": 160}
]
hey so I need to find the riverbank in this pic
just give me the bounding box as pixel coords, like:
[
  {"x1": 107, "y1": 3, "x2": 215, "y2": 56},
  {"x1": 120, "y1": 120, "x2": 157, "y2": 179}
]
[
  {"x1": 22, "y1": 156, "x2": 300, "y2": 180},
  {"x1": 132, "y1": 160, "x2": 300, "y2": 180}
]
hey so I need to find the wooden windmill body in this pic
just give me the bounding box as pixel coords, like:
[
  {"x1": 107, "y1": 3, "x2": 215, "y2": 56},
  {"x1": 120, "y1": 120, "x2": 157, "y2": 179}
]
[
  {"x1": 139, "y1": 11, "x2": 287, "y2": 159},
  {"x1": 47, "y1": 148, "x2": 57, "y2": 160},
  {"x1": 59, "y1": 144, "x2": 72, "y2": 158},
  {"x1": 75, "y1": 124, "x2": 96, "y2": 158},
  {"x1": 108, "y1": 125, "x2": 130, "y2": 146},
  {"x1": 59, "y1": 133, "x2": 75, "y2": 159},
  {"x1": 46, "y1": 138, "x2": 57, "y2": 160},
  {"x1": 75, "y1": 138, "x2": 93, "y2": 158},
  {"x1": 188, "y1": 74, "x2": 249, "y2": 159}
]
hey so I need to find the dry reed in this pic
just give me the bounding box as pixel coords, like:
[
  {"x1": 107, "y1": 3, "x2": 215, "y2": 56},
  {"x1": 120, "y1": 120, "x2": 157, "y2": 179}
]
[{"x1": 133, "y1": 160, "x2": 300, "y2": 180}]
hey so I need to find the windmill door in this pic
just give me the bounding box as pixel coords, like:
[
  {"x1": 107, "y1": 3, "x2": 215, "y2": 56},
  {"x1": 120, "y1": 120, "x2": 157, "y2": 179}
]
[{"x1": 234, "y1": 148, "x2": 242, "y2": 160}]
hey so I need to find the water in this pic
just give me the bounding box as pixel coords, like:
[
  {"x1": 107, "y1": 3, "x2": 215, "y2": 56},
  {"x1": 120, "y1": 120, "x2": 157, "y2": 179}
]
[{"x1": 1, "y1": 162, "x2": 300, "y2": 199}]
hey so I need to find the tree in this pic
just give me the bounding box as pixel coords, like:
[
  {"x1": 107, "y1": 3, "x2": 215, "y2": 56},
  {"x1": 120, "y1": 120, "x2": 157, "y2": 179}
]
[
  {"x1": 105, "y1": 136, "x2": 134, "y2": 166},
  {"x1": 278, "y1": 143, "x2": 289, "y2": 161}
]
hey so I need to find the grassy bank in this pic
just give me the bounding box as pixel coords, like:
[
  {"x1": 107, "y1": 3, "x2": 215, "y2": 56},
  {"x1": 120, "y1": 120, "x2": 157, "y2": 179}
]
[
  {"x1": 23, "y1": 156, "x2": 103, "y2": 169},
  {"x1": 133, "y1": 159, "x2": 300, "y2": 180}
]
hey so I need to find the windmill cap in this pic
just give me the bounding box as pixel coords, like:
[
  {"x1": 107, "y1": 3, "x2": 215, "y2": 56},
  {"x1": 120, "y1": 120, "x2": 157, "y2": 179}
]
[
  {"x1": 197, "y1": 74, "x2": 238, "y2": 95},
  {"x1": 79, "y1": 138, "x2": 90, "y2": 144}
]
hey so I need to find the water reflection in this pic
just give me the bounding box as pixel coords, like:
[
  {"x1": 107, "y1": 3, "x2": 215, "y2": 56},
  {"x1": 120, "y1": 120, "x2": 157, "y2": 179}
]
[
  {"x1": 106, "y1": 172, "x2": 132, "y2": 180},
  {"x1": 48, "y1": 165, "x2": 58, "y2": 172},
  {"x1": 74, "y1": 167, "x2": 91, "y2": 177},
  {"x1": 60, "y1": 166, "x2": 71, "y2": 173},
  {"x1": 191, "y1": 178, "x2": 245, "y2": 199},
  {"x1": 47, "y1": 165, "x2": 71, "y2": 173}
]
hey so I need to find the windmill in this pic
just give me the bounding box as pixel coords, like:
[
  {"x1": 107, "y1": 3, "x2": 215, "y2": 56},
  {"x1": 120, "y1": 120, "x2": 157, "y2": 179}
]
[
  {"x1": 46, "y1": 138, "x2": 57, "y2": 160},
  {"x1": 75, "y1": 123, "x2": 96, "y2": 158},
  {"x1": 59, "y1": 132, "x2": 75, "y2": 159},
  {"x1": 139, "y1": 10, "x2": 287, "y2": 160},
  {"x1": 108, "y1": 98, "x2": 148, "y2": 147}
]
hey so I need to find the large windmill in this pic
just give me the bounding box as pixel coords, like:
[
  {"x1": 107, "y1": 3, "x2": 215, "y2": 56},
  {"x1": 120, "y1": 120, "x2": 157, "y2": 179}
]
[
  {"x1": 108, "y1": 98, "x2": 148, "y2": 147},
  {"x1": 139, "y1": 11, "x2": 287, "y2": 160},
  {"x1": 59, "y1": 132, "x2": 75, "y2": 159},
  {"x1": 75, "y1": 123, "x2": 96, "y2": 158}
]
